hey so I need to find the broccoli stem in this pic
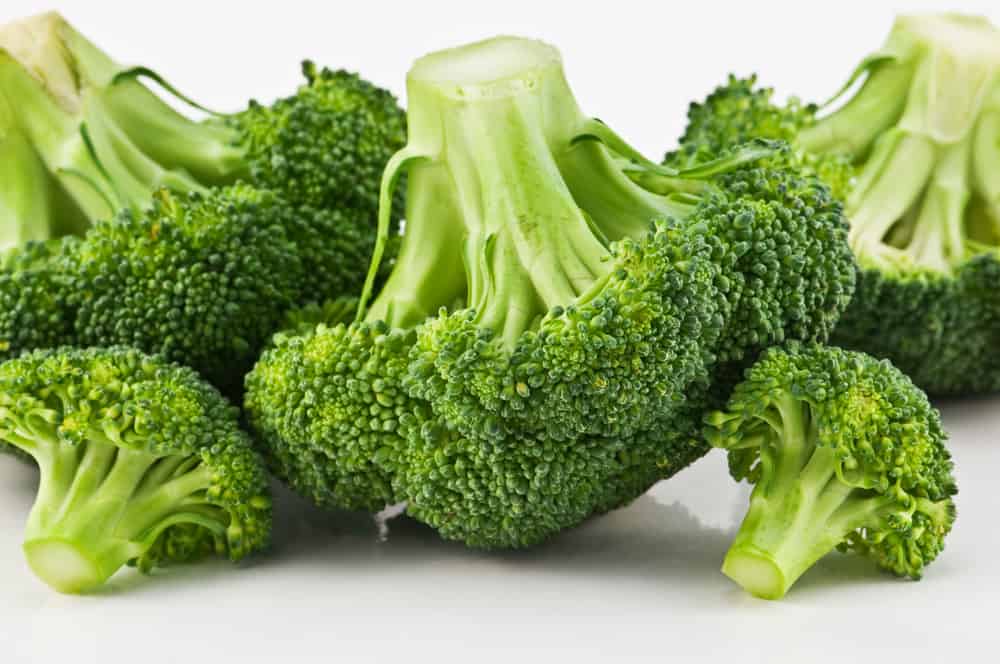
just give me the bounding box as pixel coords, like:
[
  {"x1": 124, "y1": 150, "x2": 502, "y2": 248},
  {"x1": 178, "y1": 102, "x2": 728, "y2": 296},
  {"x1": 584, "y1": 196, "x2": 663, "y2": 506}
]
[
  {"x1": 798, "y1": 63, "x2": 911, "y2": 158},
  {"x1": 972, "y1": 109, "x2": 1000, "y2": 230},
  {"x1": 104, "y1": 75, "x2": 248, "y2": 185},
  {"x1": 0, "y1": 13, "x2": 221, "y2": 223},
  {"x1": 846, "y1": 129, "x2": 937, "y2": 266},
  {"x1": 905, "y1": 137, "x2": 973, "y2": 271},
  {"x1": 722, "y1": 395, "x2": 893, "y2": 600},
  {"x1": 374, "y1": 36, "x2": 690, "y2": 344},
  {"x1": 18, "y1": 430, "x2": 225, "y2": 593},
  {"x1": 0, "y1": 126, "x2": 66, "y2": 250},
  {"x1": 364, "y1": 161, "x2": 468, "y2": 329}
]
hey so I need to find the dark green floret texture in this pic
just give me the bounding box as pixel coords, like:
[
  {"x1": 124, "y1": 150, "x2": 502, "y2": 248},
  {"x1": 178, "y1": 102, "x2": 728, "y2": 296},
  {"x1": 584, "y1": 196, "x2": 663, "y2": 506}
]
[
  {"x1": 0, "y1": 13, "x2": 405, "y2": 378},
  {"x1": 669, "y1": 14, "x2": 1000, "y2": 395},
  {"x1": 232, "y1": 62, "x2": 408, "y2": 217},
  {"x1": 705, "y1": 343, "x2": 957, "y2": 599},
  {"x1": 0, "y1": 240, "x2": 76, "y2": 361},
  {"x1": 0, "y1": 346, "x2": 271, "y2": 594},
  {"x1": 67, "y1": 185, "x2": 301, "y2": 394},
  {"x1": 245, "y1": 36, "x2": 856, "y2": 549}
]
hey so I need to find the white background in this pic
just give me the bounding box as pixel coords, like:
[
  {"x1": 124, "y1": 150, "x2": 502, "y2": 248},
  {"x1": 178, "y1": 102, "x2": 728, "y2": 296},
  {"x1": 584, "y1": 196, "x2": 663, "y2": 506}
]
[{"x1": 2, "y1": 1, "x2": 1000, "y2": 662}]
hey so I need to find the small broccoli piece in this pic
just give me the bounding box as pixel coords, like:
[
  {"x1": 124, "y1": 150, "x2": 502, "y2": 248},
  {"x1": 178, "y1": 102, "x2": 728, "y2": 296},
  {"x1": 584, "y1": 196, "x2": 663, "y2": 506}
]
[
  {"x1": 0, "y1": 346, "x2": 271, "y2": 594},
  {"x1": 670, "y1": 13, "x2": 1000, "y2": 395},
  {"x1": 247, "y1": 36, "x2": 855, "y2": 548},
  {"x1": 705, "y1": 343, "x2": 957, "y2": 600},
  {"x1": 67, "y1": 185, "x2": 301, "y2": 394}
]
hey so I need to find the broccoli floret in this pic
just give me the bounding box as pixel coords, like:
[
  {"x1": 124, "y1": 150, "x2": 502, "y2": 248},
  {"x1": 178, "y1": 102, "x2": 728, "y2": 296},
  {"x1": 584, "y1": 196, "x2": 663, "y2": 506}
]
[
  {"x1": 67, "y1": 185, "x2": 302, "y2": 393},
  {"x1": 245, "y1": 180, "x2": 466, "y2": 512},
  {"x1": 705, "y1": 343, "x2": 957, "y2": 600},
  {"x1": 670, "y1": 13, "x2": 1000, "y2": 395},
  {"x1": 246, "y1": 36, "x2": 855, "y2": 548},
  {"x1": 232, "y1": 62, "x2": 407, "y2": 216},
  {"x1": 0, "y1": 239, "x2": 76, "y2": 361},
  {"x1": 0, "y1": 12, "x2": 404, "y2": 307},
  {"x1": 0, "y1": 346, "x2": 271, "y2": 594}
]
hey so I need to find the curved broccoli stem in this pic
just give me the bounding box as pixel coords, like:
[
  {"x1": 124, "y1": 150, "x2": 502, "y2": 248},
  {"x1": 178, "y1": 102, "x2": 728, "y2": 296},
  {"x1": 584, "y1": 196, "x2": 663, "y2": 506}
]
[
  {"x1": 0, "y1": 347, "x2": 271, "y2": 594},
  {"x1": 705, "y1": 343, "x2": 957, "y2": 599},
  {"x1": 0, "y1": 13, "x2": 233, "y2": 222}
]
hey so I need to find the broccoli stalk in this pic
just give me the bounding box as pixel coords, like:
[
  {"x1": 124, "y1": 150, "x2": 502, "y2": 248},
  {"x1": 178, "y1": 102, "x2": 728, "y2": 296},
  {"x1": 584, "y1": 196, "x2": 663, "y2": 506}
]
[
  {"x1": 0, "y1": 11, "x2": 406, "y2": 253},
  {"x1": 797, "y1": 14, "x2": 1000, "y2": 276},
  {"x1": 705, "y1": 343, "x2": 957, "y2": 600},
  {"x1": 0, "y1": 12, "x2": 241, "y2": 225},
  {"x1": 1, "y1": 347, "x2": 272, "y2": 594}
]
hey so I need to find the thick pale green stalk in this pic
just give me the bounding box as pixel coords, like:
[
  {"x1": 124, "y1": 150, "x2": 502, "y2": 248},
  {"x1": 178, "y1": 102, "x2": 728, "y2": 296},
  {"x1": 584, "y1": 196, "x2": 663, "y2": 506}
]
[{"x1": 14, "y1": 430, "x2": 221, "y2": 594}]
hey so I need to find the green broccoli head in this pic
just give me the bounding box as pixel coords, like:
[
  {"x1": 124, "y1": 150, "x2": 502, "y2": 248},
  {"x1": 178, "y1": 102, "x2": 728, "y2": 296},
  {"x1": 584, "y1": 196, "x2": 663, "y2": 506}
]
[
  {"x1": 67, "y1": 185, "x2": 302, "y2": 393},
  {"x1": 232, "y1": 62, "x2": 407, "y2": 215},
  {"x1": 388, "y1": 37, "x2": 852, "y2": 446},
  {"x1": 673, "y1": 14, "x2": 1000, "y2": 395},
  {"x1": 0, "y1": 346, "x2": 271, "y2": 594},
  {"x1": 245, "y1": 321, "x2": 412, "y2": 512},
  {"x1": 705, "y1": 343, "x2": 957, "y2": 600}
]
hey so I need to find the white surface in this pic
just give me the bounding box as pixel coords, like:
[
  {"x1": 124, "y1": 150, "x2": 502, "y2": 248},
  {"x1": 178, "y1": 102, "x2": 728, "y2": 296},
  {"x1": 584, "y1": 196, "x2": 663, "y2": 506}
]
[{"x1": 2, "y1": 1, "x2": 1000, "y2": 662}]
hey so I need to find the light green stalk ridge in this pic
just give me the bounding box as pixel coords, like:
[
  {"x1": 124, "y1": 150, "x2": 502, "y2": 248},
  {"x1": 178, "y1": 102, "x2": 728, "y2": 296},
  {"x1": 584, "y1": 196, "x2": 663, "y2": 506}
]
[
  {"x1": 358, "y1": 37, "x2": 680, "y2": 342},
  {"x1": 0, "y1": 12, "x2": 246, "y2": 225},
  {"x1": 799, "y1": 13, "x2": 1000, "y2": 275}
]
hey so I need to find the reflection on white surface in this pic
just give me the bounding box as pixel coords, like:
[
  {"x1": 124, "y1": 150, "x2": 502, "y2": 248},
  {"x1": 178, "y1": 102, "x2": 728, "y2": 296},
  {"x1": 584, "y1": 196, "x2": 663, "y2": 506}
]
[{"x1": 0, "y1": 395, "x2": 998, "y2": 663}]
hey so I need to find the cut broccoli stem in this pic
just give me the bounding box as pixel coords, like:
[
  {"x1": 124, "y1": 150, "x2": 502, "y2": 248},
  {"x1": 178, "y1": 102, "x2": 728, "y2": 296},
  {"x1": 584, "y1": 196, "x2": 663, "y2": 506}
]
[
  {"x1": 17, "y1": 424, "x2": 233, "y2": 594},
  {"x1": 0, "y1": 12, "x2": 233, "y2": 224},
  {"x1": 718, "y1": 390, "x2": 938, "y2": 600},
  {"x1": 373, "y1": 36, "x2": 704, "y2": 346}
]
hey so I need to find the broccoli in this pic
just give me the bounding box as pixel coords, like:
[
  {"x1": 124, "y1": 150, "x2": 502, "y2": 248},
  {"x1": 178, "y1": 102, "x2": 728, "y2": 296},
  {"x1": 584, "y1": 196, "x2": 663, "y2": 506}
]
[
  {"x1": 669, "y1": 13, "x2": 1000, "y2": 395},
  {"x1": 66, "y1": 185, "x2": 303, "y2": 394},
  {"x1": 705, "y1": 343, "x2": 957, "y2": 600},
  {"x1": 0, "y1": 240, "x2": 76, "y2": 362},
  {"x1": 0, "y1": 12, "x2": 405, "y2": 307},
  {"x1": 0, "y1": 346, "x2": 272, "y2": 594},
  {"x1": 246, "y1": 36, "x2": 854, "y2": 547}
]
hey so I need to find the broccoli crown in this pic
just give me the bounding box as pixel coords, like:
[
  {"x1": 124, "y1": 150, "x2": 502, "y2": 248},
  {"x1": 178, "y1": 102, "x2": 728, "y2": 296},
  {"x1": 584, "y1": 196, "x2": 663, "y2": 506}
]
[
  {"x1": 705, "y1": 342, "x2": 957, "y2": 599},
  {"x1": 245, "y1": 321, "x2": 411, "y2": 512},
  {"x1": 394, "y1": 37, "x2": 847, "y2": 445},
  {"x1": 672, "y1": 14, "x2": 1000, "y2": 395},
  {"x1": 704, "y1": 164, "x2": 856, "y2": 365},
  {"x1": 232, "y1": 62, "x2": 407, "y2": 216},
  {"x1": 0, "y1": 239, "x2": 77, "y2": 361},
  {"x1": 246, "y1": 36, "x2": 855, "y2": 549},
  {"x1": 67, "y1": 185, "x2": 301, "y2": 393},
  {"x1": 0, "y1": 346, "x2": 271, "y2": 593}
]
